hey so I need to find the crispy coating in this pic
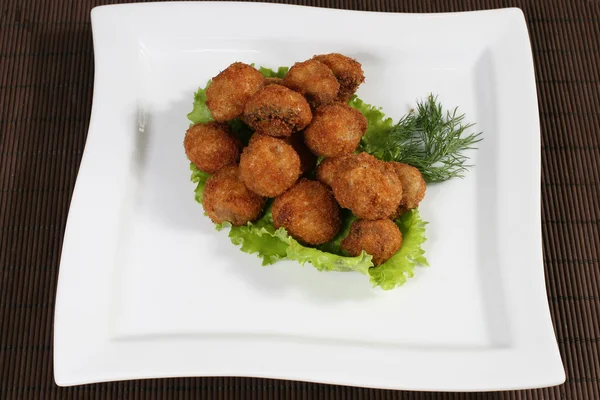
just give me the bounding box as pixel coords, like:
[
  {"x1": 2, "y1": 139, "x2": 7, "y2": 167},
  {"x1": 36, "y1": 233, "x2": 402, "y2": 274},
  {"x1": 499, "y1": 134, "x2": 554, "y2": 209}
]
[
  {"x1": 239, "y1": 134, "x2": 301, "y2": 197},
  {"x1": 272, "y1": 179, "x2": 341, "y2": 245},
  {"x1": 388, "y1": 162, "x2": 426, "y2": 218},
  {"x1": 243, "y1": 84, "x2": 312, "y2": 138},
  {"x1": 203, "y1": 165, "x2": 266, "y2": 226},
  {"x1": 286, "y1": 132, "x2": 318, "y2": 175},
  {"x1": 341, "y1": 219, "x2": 402, "y2": 265},
  {"x1": 282, "y1": 59, "x2": 340, "y2": 108},
  {"x1": 304, "y1": 103, "x2": 367, "y2": 157},
  {"x1": 312, "y1": 53, "x2": 365, "y2": 102},
  {"x1": 316, "y1": 155, "x2": 350, "y2": 188},
  {"x1": 206, "y1": 62, "x2": 265, "y2": 122},
  {"x1": 332, "y1": 153, "x2": 403, "y2": 220},
  {"x1": 184, "y1": 122, "x2": 241, "y2": 174},
  {"x1": 264, "y1": 77, "x2": 284, "y2": 86}
]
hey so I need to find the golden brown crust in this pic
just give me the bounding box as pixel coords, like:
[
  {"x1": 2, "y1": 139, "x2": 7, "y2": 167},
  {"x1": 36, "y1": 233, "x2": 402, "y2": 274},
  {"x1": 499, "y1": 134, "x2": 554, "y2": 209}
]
[
  {"x1": 206, "y1": 62, "x2": 265, "y2": 122},
  {"x1": 312, "y1": 53, "x2": 365, "y2": 102},
  {"x1": 282, "y1": 59, "x2": 340, "y2": 108},
  {"x1": 315, "y1": 155, "x2": 351, "y2": 188},
  {"x1": 388, "y1": 162, "x2": 426, "y2": 218},
  {"x1": 243, "y1": 84, "x2": 312, "y2": 138},
  {"x1": 184, "y1": 122, "x2": 241, "y2": 174},
  {"x1": 239, "y1": 134, "x2": 301, "y2": 197},
  {"x1": 332, "y1": 153, "x2": 403, "y2": 220},
  {"x1": 304, "y1": 102, "x2": 367, "y2": 157},
  {"x1": 341, "y1": 219, "x2": 402, "y2": 265},
  {"x1": 272, "y1": 179, "x2": 341, "y2": 245},
  {"x1": 203, "y1": 165, "x2": 266, "y2": 226}
]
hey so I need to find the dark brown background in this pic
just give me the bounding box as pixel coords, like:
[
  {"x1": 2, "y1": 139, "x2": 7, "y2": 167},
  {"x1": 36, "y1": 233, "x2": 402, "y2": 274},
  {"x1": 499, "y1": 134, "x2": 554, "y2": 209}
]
[{"x1": 1, "y1": 0, "x2": 599, "y2": 398}]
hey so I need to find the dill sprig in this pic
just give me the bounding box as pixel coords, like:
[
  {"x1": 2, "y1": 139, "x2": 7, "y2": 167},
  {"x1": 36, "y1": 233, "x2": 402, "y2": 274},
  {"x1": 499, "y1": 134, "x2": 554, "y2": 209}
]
[{"x1": 368, "y1": 95, "x2": 482, "y2": 183}]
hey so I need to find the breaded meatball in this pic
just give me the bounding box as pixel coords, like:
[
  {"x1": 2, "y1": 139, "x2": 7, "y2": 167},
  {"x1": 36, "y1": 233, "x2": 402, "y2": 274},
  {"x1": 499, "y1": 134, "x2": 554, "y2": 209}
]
[
  {"x1": 304, "y1": 103, "x2": 367, "y2": 157},
  {"x1": 332, "y1": 153, "x2": 403, "y2": 220},
  {"x1": 243, "y1": 84, "x2": 312, "y2": 138},
  {"x1": 184, "y1": 122, "x2": 241, "y2": 174},
  {"x1": 316, "y1": 155, "x2": 350, "y2": 188},
  {"x1": 388, "y1": 162, "x2": 426, "y2": 218},
  {"x1": 203, "y1": 165, "x2": 266, "y2": 226},
  {"x1": 264, "y1": 77, "x2": 284, "y2": 86},
  {"x1": 272, "y1": 179, "x2": 341, "y2": 245},
  {"x1": 239, "y1": 134, "x2": 301, "y2": 197},
  {"x1": 341, "y1": 219, "x2": 402, "y2": 265},
  {"x1": 206, "y1": 62, "x2": 264, "y2": 122},
  {"x1": 313, "y1": 53, "x2": 365, "y2": 102},
  {"x1": 286, "y1": 132, "x2": 318, "y2": 175},
  {"x1": 282, "y1": 59, "x2": 340, "y2": 108}
]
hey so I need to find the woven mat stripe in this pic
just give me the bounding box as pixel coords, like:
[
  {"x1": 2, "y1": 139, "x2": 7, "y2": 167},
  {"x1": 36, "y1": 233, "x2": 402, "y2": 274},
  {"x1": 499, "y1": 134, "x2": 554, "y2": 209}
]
[
  {"x1": 534, "y1": 3, "x2": 600, "y2": 399},
  {"x1": 1, "y1": 0, "x2": 90, "y2": 396}
]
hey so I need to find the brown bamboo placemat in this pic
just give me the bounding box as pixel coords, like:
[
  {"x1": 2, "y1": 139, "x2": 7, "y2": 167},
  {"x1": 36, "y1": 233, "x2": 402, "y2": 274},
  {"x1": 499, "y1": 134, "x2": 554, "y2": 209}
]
[{"x1": 1, "y1": 0, "x2": 599, "y2": 398}]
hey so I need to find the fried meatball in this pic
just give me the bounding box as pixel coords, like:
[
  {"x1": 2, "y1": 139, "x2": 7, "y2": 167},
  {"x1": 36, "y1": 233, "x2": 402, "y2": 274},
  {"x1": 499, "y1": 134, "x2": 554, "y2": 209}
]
[
  {"x1": 316, "y1": 155, "x2": 350, "y2": 188},
  {"x1": 206, "y1": 62, "x2": 265, "y2": 122},
  {"x1": 388, "y1": 162, "x2": 426, "y2": 218},
  {"x1": 184, "y1": 122, "x2": 241, "y2": 174},
  {"x1": 332, "y1": 153, "x2": 403, "y2": 220},
  {"x1": 239, "y1": 134, "x2": 301, "y2": 197},
  {"x1": 243, "y1": 84, "x2": 312, "y2": 138},
  {"x1": 286, "y1": 132, "x2": 318, "y2": 175},
  {"x1": 282, "y1": 59, "x2": 340, "y2": 108},
  {"x1": 313, "y1": 53, "x2": 365, "y2": 102},
  {"x1": 304, "y1": 103, "x2": 367, "y2": 157},
  {"x1": 203, "y1": 165, "x2": 266, "y2": 226},
  {"x1": 341, "y1": 219, "x2": 402, "y2": 265},
  {"x1": 272, "y1": 179, "x2": 341, "y2": 245},
  {"x1": 264, "y1": 77, "x2": 284, "y2": 86}
]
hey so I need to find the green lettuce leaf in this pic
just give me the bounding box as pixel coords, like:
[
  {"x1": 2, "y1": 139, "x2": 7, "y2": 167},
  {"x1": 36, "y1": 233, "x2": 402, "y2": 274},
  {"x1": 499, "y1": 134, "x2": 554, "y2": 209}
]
[
  {"x1": 348, "y1": 95, "x2": 394, "y2": 158},
  {"x1": 285, "y1": 235, "x2": 373, "y2": 275},
  {"x1": 369, "y1": 209, "x2": 429, "y2": 290},
  {"x1": 220, "y1": 207, "x2": 428, "y2": 288},
  {"x1": 222, "y1": 208, "x2": 288, "y2": 266},
  {"x1": 187, "y1": 80, "x2": 213, "y2": 124},
  {"x1": 227, "y1": 213, "x2": 288, "y2": 266},
  {"x1": 259, "y1": 66, "x2": 289, "y2": 78},
  {"x1": 190, "y1": 163, "x2": 211, "y2": 204}
]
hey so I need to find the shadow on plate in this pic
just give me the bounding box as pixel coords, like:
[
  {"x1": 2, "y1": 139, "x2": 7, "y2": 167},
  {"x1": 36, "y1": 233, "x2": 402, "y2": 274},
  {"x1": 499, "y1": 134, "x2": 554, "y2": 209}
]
[{"x1": 473, "y1": 50, "x2": 512, "y2": 348}]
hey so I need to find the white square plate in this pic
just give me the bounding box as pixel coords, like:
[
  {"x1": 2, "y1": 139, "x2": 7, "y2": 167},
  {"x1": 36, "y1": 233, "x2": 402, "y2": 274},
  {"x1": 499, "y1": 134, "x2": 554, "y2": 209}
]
[{"x1": 54, "y1": 2, "x2": 565, "y2": 391}]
